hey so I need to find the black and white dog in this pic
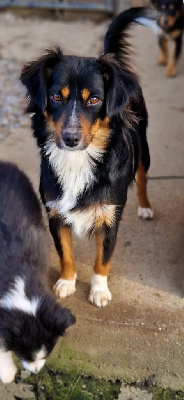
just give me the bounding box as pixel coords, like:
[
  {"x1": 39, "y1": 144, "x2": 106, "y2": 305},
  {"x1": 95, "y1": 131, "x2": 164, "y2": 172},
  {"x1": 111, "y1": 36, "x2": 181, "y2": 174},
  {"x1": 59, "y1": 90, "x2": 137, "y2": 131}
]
[{"x1": 0, "y1": 161, "x2": 75, "y2": 383}]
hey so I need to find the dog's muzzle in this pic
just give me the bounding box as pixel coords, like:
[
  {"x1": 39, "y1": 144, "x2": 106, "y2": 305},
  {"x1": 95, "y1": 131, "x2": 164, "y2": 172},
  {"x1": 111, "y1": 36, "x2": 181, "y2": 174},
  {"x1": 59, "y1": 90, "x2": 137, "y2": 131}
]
[{"x1": 63, "y1": 131, "x2": 81, "y2": 148}]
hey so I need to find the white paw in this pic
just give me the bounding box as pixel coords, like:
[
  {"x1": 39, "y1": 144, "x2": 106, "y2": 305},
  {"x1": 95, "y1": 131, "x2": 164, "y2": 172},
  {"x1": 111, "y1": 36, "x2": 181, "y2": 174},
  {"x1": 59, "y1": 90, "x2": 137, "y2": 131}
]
[
  {"x1": 53, "y1": 274, "x2": 77, "y2": 298},
  {"x1": 88, "y1": 274, "x2": 112, "y2": 307},
  {"x1": 138, "y1": 207, "x2": 154, "y2": 220},
  {"x1": 0, "y1": 363, "x2": 17, "y2": 383}
]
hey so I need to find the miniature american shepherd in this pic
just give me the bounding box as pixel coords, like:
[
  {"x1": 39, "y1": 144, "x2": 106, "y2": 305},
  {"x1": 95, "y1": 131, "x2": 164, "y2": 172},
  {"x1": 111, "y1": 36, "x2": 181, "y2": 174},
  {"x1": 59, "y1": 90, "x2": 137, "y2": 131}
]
[
  {"x1": 0, "y1": 161, "x2": 75, "y2": 383},
  {"x1": 151, "y1": 0, "x2": 184, "y2": 76},
  {"x1": 20, "y1": 7, "x2": 154, "y2": 309}
]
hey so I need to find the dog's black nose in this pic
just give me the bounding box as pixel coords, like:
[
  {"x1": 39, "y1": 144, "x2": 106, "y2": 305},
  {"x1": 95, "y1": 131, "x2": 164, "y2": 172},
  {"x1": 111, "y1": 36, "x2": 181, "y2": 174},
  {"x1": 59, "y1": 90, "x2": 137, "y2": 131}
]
[{"x1": 63, "y1": 132, "x2": 80, "y2": 148}]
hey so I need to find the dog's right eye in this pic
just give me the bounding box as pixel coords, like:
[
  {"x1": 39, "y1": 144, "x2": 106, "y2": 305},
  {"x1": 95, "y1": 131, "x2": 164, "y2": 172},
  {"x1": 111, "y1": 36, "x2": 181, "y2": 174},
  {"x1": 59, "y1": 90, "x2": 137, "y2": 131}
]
[{"x1": 52, "y1": 94, "x2": 62, "y2": 102}]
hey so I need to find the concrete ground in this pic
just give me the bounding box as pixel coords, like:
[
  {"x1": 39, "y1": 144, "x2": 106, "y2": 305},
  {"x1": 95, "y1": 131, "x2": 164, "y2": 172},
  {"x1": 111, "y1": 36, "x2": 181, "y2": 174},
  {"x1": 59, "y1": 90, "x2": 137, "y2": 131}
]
[{"x1": 0, "y1": 10, "x2": 184, "y2": 397}]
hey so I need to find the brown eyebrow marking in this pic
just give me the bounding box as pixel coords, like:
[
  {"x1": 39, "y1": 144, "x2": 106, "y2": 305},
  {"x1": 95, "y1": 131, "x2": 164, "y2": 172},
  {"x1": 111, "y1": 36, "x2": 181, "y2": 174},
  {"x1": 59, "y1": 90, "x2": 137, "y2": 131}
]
[
  {"x1": 81, "y1": 88, "x2": 90, "y2": 101},
  {"x1": 61, "y1": 86, "x2": 70, "y2": 99}
]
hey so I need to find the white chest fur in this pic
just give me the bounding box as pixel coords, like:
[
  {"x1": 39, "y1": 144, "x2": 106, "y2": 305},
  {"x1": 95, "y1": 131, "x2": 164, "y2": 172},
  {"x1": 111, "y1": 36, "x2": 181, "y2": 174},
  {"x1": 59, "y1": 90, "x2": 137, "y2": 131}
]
[{"x1": 44, "y1": 141, "x2": 115, "y2": 235}]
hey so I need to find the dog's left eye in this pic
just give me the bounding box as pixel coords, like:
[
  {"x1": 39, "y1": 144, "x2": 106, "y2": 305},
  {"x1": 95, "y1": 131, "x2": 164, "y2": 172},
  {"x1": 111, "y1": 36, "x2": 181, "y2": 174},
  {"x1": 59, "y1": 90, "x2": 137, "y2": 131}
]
[
  {"x1": 52, "y1": 94, "x2": 62, "y2": 102},
  {"x1": 87, "y1": 96, "x2": 100, "y2": 106}
]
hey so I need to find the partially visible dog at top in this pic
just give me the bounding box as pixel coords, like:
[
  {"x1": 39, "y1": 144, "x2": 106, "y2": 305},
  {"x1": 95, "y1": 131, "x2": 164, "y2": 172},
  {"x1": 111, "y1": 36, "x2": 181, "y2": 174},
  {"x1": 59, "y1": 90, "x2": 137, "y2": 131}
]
[
  {"x1": 20, "y1": 7, "x2": 154, "y2": 309},
  {"x1": 151, "y1": 0, "x2": 184, "y2": 76},
  {"x1": 0, "y1": 161, "x2": 75, "y2": 383}
]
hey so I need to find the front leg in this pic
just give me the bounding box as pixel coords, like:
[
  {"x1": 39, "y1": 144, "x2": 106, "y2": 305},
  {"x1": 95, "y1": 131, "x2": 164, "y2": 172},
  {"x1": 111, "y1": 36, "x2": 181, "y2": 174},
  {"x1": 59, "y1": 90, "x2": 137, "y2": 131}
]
[
  {"x1": 89, "y1": 222, "x2": 119, "y2": 308},
  {"x1": 49, "y1": 217, "x2": 76, "y2": 298},
  {"x1": 157, "y1": 33, "x2": 168, "y2": 66},
  {"x1": 166, "y1": 34, "x2": 182, "y2": 77},
  {"x1": 0, "y1": 350, "x2": 17, "y2": 383}
]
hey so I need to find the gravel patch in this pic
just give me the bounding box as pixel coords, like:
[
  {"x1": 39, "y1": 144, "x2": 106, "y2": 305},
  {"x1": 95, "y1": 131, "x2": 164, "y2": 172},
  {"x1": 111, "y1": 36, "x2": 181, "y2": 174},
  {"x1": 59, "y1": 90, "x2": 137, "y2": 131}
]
[
  {"x1": 118, "y1": 384, "x2": 153, "y2": 400},
  {"x1": 0, "y1": 59, "x2": 29, "y2": 141}
]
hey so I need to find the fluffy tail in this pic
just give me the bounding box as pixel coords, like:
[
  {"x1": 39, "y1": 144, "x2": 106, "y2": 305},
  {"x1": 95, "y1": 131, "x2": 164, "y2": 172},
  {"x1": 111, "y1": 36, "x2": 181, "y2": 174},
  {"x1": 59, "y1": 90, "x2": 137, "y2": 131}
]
[{"x1": 104, "y1": 7, "x2": 157, "y2": 56}]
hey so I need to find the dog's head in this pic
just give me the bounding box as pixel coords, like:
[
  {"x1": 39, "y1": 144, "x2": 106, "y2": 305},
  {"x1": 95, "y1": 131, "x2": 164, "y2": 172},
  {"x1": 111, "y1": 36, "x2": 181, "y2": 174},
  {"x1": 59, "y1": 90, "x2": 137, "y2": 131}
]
[
  {"x1": 151, "y1": 0, "x2": 183, "y2": 30},
  {"x1": 0, "y1": 294, "x2": 75, "y2": 374},
  {"x1": 21, "y1": 47, "x2": 139, "y2": 152}
]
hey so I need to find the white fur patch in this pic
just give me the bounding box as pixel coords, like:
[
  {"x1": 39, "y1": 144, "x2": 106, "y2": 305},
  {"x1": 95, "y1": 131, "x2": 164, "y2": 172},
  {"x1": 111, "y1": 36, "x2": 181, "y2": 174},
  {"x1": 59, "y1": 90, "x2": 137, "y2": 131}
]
[
  {"x1": 22, "y1": 346, "x2": 47, "y2": 374},
  {"x1": 34, "y1": 346, "x2": 47, "y2": 361},
  {"x1": 70, "y1": 100, "x2": 78, "y2": 128},
  {"x1": 44, "y1": 140, "x2": 112, "y2": 235},
  {"x1": 0, "y1": 276, "x2": 40, "y2": 315},
  {"x1": 53, "y1": 273, "x2": 77, "y2": 298},
  {"x1": 138, "y1": 207, "x2": 154, "y2": 220},
  {"x1": 22, "y1": 359, "x2": 45, "y2": 374},
  {"x1": 44, "y1": 140, "x2": 104, "y2": 212},
  {"x1": 50, "y1": 203, "x2": 116, "y2": 237},
  {"x1": 88, "y1": 274, "x2": 112, "y2": 308},
  {"x1": 0, "y1": 350, "x2": 17, "y2": 383}
]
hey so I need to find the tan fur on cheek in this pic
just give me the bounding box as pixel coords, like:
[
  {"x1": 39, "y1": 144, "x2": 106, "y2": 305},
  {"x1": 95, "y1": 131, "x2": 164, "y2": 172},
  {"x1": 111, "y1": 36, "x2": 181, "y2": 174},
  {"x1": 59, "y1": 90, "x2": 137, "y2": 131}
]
[
  {"x1": 45, "y1": 113, "x2": 65, "y2": 144},
  {"x1": 91, "y1": 117, "x2": 110, "y2": 150},
  {"x1": 80, "y1": 116, "x2": 92, "y2": 146},
  {"x1": 80, "y1": 116, "x2": 110, "y2": 150},
  {"x1": 168, "y1": 12, "x2": 179, "y2": 28}
]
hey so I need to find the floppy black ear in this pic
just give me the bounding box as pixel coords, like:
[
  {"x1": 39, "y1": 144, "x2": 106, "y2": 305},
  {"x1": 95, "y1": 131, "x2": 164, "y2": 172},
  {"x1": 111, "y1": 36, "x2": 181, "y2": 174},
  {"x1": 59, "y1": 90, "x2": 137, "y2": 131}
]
[
  {"x1": 98, "y1": 54, "x2": 139, "y2": 118},
  {"x1": 0, "y1": 308, "x2": 24, "y2": 348},
  {"x1": 20, "y1": 47, "x2": 63, "y2": 111},
  {"x1": 37, "y1": 296, "x2": 76, "y2": 336},
  {"x1": 52, "y1": 306, "x2": 76, "y2": 336}
]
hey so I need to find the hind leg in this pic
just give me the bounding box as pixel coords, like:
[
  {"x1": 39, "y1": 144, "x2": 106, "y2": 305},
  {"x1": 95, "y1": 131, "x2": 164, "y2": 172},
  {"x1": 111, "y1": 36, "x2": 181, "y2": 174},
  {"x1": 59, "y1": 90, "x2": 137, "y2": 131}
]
[{"x1": 136, "y1": 161, "x2": 154, "y2": 220}]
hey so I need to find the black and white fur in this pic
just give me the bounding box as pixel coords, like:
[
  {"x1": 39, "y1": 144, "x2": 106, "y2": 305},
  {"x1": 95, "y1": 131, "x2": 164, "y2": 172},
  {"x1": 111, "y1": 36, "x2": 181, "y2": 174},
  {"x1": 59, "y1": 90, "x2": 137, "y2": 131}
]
[
  {"x1": 0, "y1": 161, "x2": 75, "y2": 383},
  {"x1": 20, "y1": 7, "x2": 154, "y2": 308}
]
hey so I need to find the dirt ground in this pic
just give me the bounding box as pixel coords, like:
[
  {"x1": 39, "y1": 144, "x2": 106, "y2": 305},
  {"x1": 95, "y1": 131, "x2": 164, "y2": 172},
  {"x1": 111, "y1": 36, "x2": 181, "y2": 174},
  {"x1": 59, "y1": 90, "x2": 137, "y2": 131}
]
[{"x1": 0, "y1": 10, "x2": 184, "y2": 396}]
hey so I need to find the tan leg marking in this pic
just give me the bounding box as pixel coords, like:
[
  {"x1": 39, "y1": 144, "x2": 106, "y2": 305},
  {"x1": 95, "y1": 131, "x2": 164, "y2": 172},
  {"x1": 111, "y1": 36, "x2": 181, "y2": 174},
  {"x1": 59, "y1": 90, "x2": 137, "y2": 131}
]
[
  {"x1": 53, "y1": 227, "x2": 77, "y2": 298},
  {"x1": 158, "y1": 36, "x2": 168, "y2": 66},
  {"x1": 59, "y1": 226, "x2": 76, "y2": 280},
  {"x1": 93, "y1": 233, "x2": 111, "y2": 276},
  {"x1": 136, "y1": 162, "x2": 150, "y2": 209},
  {"x1": 136, "y1": 162, "x2": 154, "y2": 220},
  {"x1": 166, "y1": 41, "x2": 178, "y2": 77}
]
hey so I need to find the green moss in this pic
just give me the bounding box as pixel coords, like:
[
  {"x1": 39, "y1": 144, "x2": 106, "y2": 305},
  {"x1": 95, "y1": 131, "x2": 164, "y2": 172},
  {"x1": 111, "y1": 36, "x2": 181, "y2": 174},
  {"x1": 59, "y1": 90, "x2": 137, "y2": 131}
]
[
  {"x1": 152, "y1": 387, "x2": 184, "y2": 400},
  {"x1": 152, "y1": 387, "x2": 163, "y2": 400},
  {"x1": 23, "y1": 368, "x2": 121, "y2": 400},
  {"x1": 20, "y1": 359, "x2": 184, "y2": 400}
]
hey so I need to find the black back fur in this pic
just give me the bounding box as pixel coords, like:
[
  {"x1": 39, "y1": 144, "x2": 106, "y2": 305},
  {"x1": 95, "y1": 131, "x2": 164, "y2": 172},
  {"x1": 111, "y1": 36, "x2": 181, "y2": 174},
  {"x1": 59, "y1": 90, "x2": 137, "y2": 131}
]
[{"x1": 0, "y1": 162, "x2": 75, "y2": 362}]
